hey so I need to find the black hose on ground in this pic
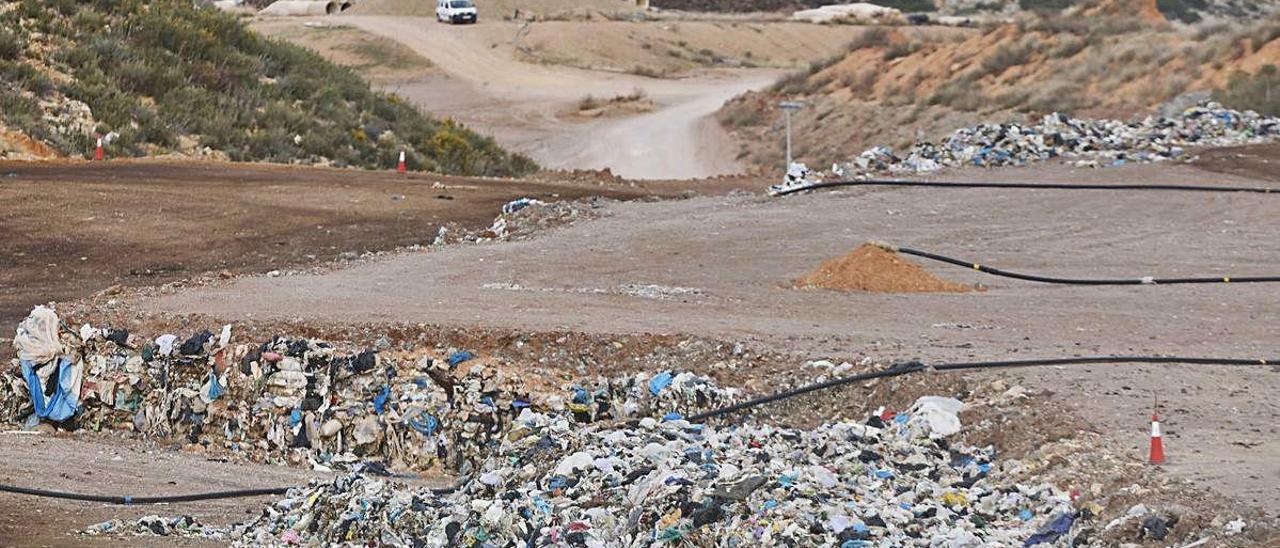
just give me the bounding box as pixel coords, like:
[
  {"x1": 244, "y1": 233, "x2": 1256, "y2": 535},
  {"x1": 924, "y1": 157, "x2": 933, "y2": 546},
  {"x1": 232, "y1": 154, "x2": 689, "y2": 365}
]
[
  {"x1": 0, "y1": 475, "x2": 468, "y2": 504},
  {"x1": 4, "y1": 355, "x2": 1273, "y2": 502},
  {"x1": 872, "y1": 242, "x2": 1280, "y2": 286},
  {"x1": 771, "y1": 179, "x2": 1278, "y2": 197},
  {"x1": 685, "y1": 355, "x2": 1274, "y2": 422},
  {"x1": 0, "y1": 483, "x2": 290, "y2": 504}
]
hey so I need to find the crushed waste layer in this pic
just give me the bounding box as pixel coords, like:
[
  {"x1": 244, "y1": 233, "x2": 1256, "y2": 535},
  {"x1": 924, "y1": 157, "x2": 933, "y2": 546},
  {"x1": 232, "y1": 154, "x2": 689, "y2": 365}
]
[
  {"x1": 2, "y1": 307, "x2": 735, "y2": 475},
  {"x1": 85, "y1": 395, "x2": 1098, "y2": 547}
]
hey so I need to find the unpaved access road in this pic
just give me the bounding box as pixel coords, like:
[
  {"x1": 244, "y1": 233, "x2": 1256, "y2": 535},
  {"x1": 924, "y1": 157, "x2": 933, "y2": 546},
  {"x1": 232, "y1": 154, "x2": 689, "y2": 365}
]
[
  {"x1": 336, "y1": 16, "x2": 781, "y2": 179},
  {"x1": 0, "y1": 159, "x2": 755, "y2": 343},
  {"x1": 149, "y1": 157, "x2": 1280, "y2": 515}
]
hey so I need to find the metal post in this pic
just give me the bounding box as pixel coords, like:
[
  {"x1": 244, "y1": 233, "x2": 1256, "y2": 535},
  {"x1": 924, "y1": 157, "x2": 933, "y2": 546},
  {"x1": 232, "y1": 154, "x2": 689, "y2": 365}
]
[
  {"x1": 778, "y1": 101, "x2": 803, "y2": 174},
  {"x1": 784, "y1": 110, "x2": 792, "y2": 168}
]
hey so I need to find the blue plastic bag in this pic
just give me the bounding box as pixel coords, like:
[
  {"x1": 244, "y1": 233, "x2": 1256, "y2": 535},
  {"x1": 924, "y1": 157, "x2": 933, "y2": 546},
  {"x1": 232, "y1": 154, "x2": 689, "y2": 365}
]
[
  {"x1": 20, "y1": 358, "x2": 79, "y2": 422},
  {"x1": 648, "y1": 371, "x2": 673, "y2": 396}
]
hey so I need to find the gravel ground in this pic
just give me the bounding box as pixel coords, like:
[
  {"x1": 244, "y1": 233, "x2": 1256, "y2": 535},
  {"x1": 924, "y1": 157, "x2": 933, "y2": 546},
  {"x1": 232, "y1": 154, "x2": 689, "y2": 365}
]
[{"x1": 144, "y1": 156, "x2": 1280, "y2": 516}]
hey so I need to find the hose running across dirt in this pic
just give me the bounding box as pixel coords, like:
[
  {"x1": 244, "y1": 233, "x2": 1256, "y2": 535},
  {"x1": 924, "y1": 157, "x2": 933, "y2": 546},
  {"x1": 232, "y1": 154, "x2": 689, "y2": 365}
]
[
  {"x1": 0, "y1": 475, "x2": 469, "y2": 504},
  {"x1": 771, "y1": 179, "x2": 1278, "y2": 197},
  {"x1": 2, "y1": 357, "x2": 1272, "y2": 503},
  {"x1": 0, "y1": 484, "x2": 290, "y2": 504},
  {"x1": 870, "y1": 242, "x2": 1280, "y2": 286},
  {"x1": 685, "y1": 355, "x2": 1275, "y2": 422}
]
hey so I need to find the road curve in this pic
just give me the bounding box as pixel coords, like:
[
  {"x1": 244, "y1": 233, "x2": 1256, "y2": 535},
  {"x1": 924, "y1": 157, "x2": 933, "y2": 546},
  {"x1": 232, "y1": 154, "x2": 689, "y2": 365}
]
[{"x1": 340, "y1": 16, "x2": 779, "y2": 179}]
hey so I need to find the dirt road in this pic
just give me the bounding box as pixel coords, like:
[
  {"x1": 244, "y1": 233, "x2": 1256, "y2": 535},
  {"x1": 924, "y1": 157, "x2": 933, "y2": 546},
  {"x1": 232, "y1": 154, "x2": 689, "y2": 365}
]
[
  {"x1": 0, "y1": 433, "x2": 331, "y2": 547},
  {"x1": 147, "y1": 157, "x2": 1280, "y2": 514},
  {"x1": 0, "y1": 159, "x2": 756, "y2": 342},
  {"x1": 337, "y1": 16, "x2": 781, "y2": 179}
]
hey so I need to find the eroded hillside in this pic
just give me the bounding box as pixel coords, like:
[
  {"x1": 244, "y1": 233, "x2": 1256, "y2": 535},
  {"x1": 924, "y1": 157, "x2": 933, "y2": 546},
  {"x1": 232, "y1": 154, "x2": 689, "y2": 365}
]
[{"x1": 718, "y1": 11, "x2": 1280, "y2": 169}]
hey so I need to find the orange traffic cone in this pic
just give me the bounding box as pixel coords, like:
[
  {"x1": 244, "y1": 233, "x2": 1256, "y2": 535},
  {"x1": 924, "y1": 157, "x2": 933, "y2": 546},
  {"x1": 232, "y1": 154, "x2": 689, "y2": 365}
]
[
  {"x1": 396, "y1": 149, "x2": 407, "y2": 174},
  {"x1": 1148, "y1": 411, "x2": 1166, "y2": 465},
  {"x1": 94, "y1": 136, "x2": 104, "y2": 161}
]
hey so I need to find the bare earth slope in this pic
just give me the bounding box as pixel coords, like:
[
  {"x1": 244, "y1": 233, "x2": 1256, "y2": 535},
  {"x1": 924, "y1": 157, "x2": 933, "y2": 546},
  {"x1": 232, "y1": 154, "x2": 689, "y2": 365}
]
[{"x1": 146, "y1": 156, "x2": 1280, "y2": 514}]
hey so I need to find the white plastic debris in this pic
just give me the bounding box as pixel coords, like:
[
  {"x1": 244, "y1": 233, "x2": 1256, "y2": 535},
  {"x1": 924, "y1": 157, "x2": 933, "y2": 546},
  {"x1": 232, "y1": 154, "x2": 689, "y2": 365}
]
[
  {"x1": 13, "y1": 306, "x2": 62, "y2": 364},
  {"x1": 909, "y1": 395, "x2": 965, "y2": 437}
]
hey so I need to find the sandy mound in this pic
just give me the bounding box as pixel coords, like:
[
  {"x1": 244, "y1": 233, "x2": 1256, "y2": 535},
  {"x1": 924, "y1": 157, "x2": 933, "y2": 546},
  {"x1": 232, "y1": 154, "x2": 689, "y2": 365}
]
[{"x1": 796, "y1": 244, "x2": 971, "y2": 293}]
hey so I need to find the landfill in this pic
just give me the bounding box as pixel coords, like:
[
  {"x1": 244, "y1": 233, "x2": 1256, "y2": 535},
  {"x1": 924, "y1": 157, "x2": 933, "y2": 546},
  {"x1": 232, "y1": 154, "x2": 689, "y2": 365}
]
[
  {"x1": 85, "y1": 391, "x2": 1096, "y2": 547},
  {"x1": 433, "y1": 197, "x2": 609, "y2": 246},
  {"x1": 1, "y1": 307, "x2": 736, "y2": 475},
  {"x1": 772, "y1": 101, "x2": 1280, "y2": 194}
]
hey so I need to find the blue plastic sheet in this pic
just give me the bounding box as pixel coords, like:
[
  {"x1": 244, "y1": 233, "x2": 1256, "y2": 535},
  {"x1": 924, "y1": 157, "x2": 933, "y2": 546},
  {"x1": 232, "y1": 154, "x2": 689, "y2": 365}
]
[
  {"x1": 206, "y1": 370, "x2": 224, "y2": 400},
  {"x1": 1024, "y1": 512, "x2": 1075, "y2": 546},
  {"x1": 648, "y1": 371, "x2": 673, "y2": 396},
  {"x1": 373, "y1": 385, "x2": 391, "y2": 415},
  {"x1": 408, "y1": 412, "x2": 438, "y2": 436},
  {"x1": 20, "y1": 358, "x2": 79, "y2": 421},
  {"x1": 447, "y1": 351, "x2": 474, "y2": 367}
]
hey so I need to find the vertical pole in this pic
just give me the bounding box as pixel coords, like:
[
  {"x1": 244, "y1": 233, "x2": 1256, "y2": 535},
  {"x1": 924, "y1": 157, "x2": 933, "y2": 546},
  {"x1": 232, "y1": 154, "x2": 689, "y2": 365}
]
[{"x1": 784, "y1": 110, "x2": 792, "y2": 171}]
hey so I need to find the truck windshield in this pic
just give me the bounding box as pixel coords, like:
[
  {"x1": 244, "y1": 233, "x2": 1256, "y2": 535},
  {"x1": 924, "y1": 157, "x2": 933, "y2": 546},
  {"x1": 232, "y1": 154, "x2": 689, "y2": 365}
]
[{"x1": 450, "y1": 0, "x2": 473, "y2": 7}]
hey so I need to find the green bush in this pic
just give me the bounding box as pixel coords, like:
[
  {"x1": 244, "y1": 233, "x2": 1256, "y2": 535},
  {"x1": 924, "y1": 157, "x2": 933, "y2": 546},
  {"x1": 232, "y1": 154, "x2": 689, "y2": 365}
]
[
  {"x1": 1156, "y1": 0, "x2": 1208, "y2": 24},
  {"x1": 0, "y1": 29, "x2": 22, "y2": 60},
  {"x1": 979, "y1": 42, "x2": 1033, "y2": 77},
  {"x1": 1213, "y1": 64, "x2": 1280, "y2": 116}
]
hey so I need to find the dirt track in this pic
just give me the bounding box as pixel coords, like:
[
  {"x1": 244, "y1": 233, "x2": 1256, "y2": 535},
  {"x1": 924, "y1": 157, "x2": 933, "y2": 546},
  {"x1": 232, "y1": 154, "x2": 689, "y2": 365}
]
[
  {"x1": 334, "y1": 16, "x2": 781, "y2": 179},
  {"x1": 144, "y1": 156, "x2": 1280, "y2": 515},
  {"x1": 0, "y1": 159, "x2": 754, "y2": 342}
]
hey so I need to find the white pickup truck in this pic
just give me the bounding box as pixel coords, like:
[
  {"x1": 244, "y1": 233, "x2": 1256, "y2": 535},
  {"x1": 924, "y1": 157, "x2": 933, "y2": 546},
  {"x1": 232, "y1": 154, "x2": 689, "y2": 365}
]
[{"x1": 436, "y1": 0, "x2": 477, "y2": 24}]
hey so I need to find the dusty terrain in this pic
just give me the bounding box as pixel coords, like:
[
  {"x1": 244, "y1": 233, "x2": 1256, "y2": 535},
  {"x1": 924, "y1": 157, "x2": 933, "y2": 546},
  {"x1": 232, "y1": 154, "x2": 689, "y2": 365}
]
[
  {"x1": 252, "y1": 21, "x2": 437, "y2": 84},
  {"x1": 327, "y1": 16, "x2": 801, "y2": 179},
  {"x1": 2, "y1": 1, "x2": 1279, "y2": 545},
  {"x1": 254, "y1": 16, "x2": 961, "y2": 178},
  {"x1": 0, "y1": 159, "x2": 756, "y2": 346},
  {"x1": 0, "y1": 433, "x2": 330, "y2": 547},
  {"x1": 142, "y1": 155, "x2": 1280, "y2": 516},
  {"x1": 720, "y1": 15, "x2": 1280, "y2": 170}
]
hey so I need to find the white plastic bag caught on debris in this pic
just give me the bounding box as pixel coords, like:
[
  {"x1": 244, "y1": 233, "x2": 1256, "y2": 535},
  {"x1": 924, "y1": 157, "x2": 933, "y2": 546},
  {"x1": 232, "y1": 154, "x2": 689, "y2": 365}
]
[
  {"x1": 768, "y1": 163, "x2": 819, "y2": 195},
  {"x1": 13, "y1": 306, "x2": 62, "y2": 363},
  {"x1": 909, "y1": 396, "x2": 965, "y2": 437}
]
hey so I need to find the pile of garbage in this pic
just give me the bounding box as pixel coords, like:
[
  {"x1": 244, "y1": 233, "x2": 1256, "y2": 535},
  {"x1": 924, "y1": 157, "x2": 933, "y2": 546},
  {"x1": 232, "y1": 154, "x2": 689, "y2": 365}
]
[
  {"x1": 3, "y1": 307, "x2": 735, "y2": 474},
  {"x1": 88, "y1": 393, "x2": 1098, "y2": 547},
  {"x1": 772, "y1": 102, "x2": 1280, "y2": 194},
  {"x1": 433, "y1": 197, "x2": 609, "y2": 246}
]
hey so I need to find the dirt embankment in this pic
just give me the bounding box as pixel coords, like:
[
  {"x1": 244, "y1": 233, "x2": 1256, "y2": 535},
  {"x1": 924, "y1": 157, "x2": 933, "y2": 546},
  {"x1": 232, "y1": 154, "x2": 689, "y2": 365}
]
[
  {"x1": 0, "y1": 159, "x2": 759, "y2": 343},
  {"x1": 718, "y1": 13, "x2": 1280, "y2": 170}
]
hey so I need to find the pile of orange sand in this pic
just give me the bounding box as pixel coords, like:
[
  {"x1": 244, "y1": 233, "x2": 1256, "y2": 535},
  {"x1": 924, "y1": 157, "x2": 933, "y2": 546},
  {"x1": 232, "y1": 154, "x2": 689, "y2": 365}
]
[{"x1": 795, "y1": 244, "x2": 972, "y2": 293}]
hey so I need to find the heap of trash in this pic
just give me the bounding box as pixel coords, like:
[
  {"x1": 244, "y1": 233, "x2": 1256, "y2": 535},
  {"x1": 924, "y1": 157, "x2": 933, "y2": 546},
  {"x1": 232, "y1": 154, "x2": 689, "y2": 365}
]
[
  {"x1": 2, "y1": 306, "x2": 735, "y2": 474},
  {"x1": 772, "y1": 101, "x2": 1280, "y2": 194},
  {"x1": 86, "y1": 393, "x2": 1096, "y2": 547},
  {"x1": 433, "y1": 197, "x2": 609, "y2": 246}
]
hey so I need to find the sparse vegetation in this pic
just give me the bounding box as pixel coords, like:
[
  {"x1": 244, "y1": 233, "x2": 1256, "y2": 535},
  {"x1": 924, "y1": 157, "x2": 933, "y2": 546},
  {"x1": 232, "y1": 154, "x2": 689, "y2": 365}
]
[
  {"x1": 977, "y1": 39, "x2": 1035, "y2": 77},
  {"x1": 1214, "y1": 64, "x2": 1280, "y2": 116},
  {"x1": 0, "y1": 0, "x2": 535, "y2": 175},
  {"x1": 720, "y1": 10, "x2": 1280, "y2": 171},
  {"x1": 1157, "y1": 0, "x2": 1209, "y2": 24}
]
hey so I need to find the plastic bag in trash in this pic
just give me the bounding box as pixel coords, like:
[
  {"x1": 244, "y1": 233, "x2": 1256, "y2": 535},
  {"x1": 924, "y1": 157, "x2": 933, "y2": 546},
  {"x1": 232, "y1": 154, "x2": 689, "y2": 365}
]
[{"x1": 13, "y1": 306, "x2": 62, "y2": 364}]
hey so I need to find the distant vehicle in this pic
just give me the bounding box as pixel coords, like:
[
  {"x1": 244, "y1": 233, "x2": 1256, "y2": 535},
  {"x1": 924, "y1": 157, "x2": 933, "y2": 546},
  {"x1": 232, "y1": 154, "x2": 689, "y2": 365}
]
[{"x1": 436, "y1": 0, "x2": 477, "y2": 24}]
